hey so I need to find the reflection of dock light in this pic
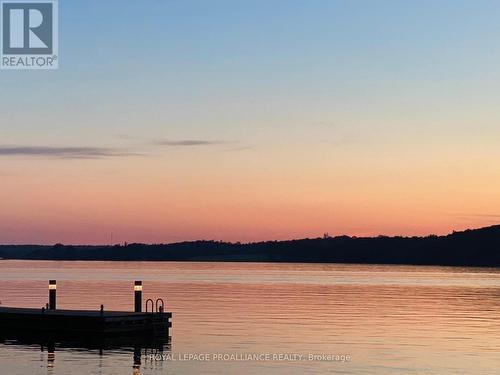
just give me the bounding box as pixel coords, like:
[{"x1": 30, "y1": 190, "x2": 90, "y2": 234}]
[
  {"x1": 134, "y1": 281, "x2": 142, "y2": 312},
  {"x1": 48, "y1": 280, "x2": 57, "y2": 310},
  {"x1": 47, "y1": 342, "x2": 55, "y2": 367}
]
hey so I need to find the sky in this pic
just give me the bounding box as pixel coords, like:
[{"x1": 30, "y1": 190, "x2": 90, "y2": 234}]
[{"x1": 1, "y1": 0, "x2": 500, "y2": 244}]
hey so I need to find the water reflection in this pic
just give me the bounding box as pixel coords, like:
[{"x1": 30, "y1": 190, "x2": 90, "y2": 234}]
[
  {"x1": 0, "y1": 261, "x2": 499, "y2": 375},
  {"x1": 0, "y1": 331, "x2": 171, "y2": 375}
]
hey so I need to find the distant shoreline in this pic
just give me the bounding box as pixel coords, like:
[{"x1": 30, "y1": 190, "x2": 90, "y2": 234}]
[
  {"x1": 1, "y1": 225, "x2": 499, "y2": 267},
  {"x1": 0, "y1": 259, "x2": 498, "y2": 270}
]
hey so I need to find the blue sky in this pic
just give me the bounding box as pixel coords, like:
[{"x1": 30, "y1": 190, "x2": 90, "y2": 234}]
[
  {"x1": 3, "y1": 0, "x2": 500, "y2": 143},
  {"x1": 1, "y1": 0, "x2": 500, "y2": 244}
]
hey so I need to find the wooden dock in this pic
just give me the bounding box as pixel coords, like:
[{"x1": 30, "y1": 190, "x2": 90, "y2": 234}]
[
  {"x1": 0, "y1": 280, "x2": 172, "y2": 338},
  {"x1": 0, "y1": 306, "x2": 172, "y2": 336}
]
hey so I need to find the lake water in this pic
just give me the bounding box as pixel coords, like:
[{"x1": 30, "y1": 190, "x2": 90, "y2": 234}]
[{"x1": 0, "y1": 261, "x2": 499, "y2": 374}]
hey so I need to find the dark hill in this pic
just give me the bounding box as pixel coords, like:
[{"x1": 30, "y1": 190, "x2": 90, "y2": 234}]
[{"x1": 0, "y1": 225, "x2": 499, "y2": 267}]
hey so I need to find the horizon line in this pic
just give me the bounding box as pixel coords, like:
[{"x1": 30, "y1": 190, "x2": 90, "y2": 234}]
[{"x1": 1, "y1": 223, "x2": 498, "y2": 247}]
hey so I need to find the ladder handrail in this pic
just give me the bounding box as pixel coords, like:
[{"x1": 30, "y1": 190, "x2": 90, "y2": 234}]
[
  {"x1": 155, "y1": 298, "x2": 164, "y2": 313},
  {"x1": 145, "y1": 298, "x2": 154, "y2": 313}
]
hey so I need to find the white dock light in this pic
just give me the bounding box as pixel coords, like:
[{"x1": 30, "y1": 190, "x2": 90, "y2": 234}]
[
  {"x1": 134, "y1": 281, "x2": 142, "y2": 312},
  {"x1": 48, "y1": 280, "x2": 57, "y2": 310}
]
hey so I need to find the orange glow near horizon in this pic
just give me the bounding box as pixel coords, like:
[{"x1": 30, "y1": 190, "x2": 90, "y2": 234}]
[{"x1": 1, "y1": 142, "x2": 499, "y2": 245}]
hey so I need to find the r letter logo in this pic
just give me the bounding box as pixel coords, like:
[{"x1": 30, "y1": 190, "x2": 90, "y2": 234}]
[{"x1": 1, "y1": 0, "x2": 58, "y2": 69}]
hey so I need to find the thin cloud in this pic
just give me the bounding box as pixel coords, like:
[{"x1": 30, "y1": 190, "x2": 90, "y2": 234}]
[
  {"x1": 0, "y1": 138, "x2": 238, "y2": 160},
  {"x1": 154, "y1": 139, "x2": 231, "y2": 146},
  {"x1": 153, "y1": 139, "x2": 233, "y2": 147},
  {"x1": 0, "y1": 145, "x2": 141, "y2": 159},
  {"x1": 114, "y1": 135, "x2": 237, "y2": 147},
  {"x1": 222, "y1": 145, "x2": 254, "y2": 152}
]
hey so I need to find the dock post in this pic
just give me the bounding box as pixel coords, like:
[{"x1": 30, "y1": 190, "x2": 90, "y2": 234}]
[
  {"x1": 48, "y1": 280, "x2": 57, "y2": 310},
  {"x1": 134, "y1": 281, "x2": 142, "y2": 312}
]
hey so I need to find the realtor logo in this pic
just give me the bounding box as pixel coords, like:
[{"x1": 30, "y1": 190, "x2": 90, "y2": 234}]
[{"x1": 1, "y1": 0, "x2": 58, "y2": 69}]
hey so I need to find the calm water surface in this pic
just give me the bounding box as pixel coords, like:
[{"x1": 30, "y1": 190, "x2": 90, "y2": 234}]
[{"x1": 0, "y1": 261, "x2": 499, "y2": 374}]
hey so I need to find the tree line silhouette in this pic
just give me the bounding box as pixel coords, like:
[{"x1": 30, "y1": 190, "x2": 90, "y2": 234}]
[{"x1": 1, "y1": 225, "x2": 499, "y2": 267}]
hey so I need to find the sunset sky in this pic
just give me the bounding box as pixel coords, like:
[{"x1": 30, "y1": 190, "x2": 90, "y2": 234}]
[{"x1": 1, "y1": 0, "x2": 500, "y2": 244}]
